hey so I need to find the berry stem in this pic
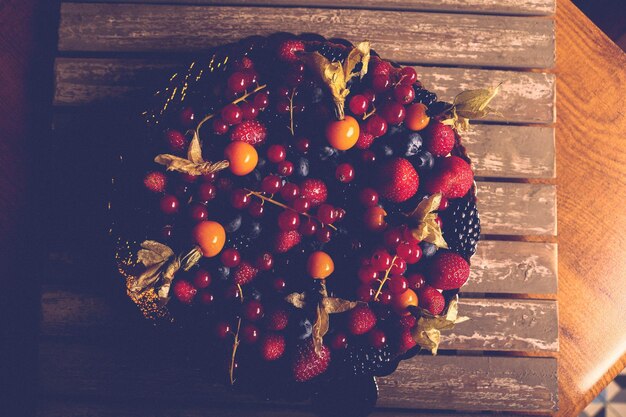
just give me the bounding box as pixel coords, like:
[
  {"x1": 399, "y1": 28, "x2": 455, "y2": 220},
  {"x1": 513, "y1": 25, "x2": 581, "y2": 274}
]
[
  {"x1": 244, "y1": 189, "x2": 337, "y2": 231},
  {"x1": 362, "y1": 105, "x2": 377, "y2": 120},
  {"x1": 229, "y1": 317, "x2": 241, "y2": 386},
  {"x1": 195, "y1": 84, "x2": 268, "y2": 135},
  {"x1": 288, "y1": 88, "x2": 296, "y2": 136},
  {"x1": 373, "y1": 255, "x2": 398, "y2": 301}
]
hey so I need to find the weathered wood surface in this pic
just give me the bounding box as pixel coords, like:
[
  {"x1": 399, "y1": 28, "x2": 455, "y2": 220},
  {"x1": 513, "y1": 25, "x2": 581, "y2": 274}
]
[
  {"x1": 39, "y1": 339, "x2": 558, "y2": 412},
  {"x1": 74, "y1": 0, "x2": 557, "y2": 16},
  {"x1": 40, "y1": 287, "x2": 559, "y2": 352},
  {"x1": 477, "y1": 182, "x2": 557, "y2": 236},
  {"x1": 58, "y1": 4, "x2": 556, "y2": 68},
  {"x1": 53, "y1": 58, "x2": 556, "y2": 125},
  {"x1": 465, "y1": 241, "x2": 558, "y2": 294}
]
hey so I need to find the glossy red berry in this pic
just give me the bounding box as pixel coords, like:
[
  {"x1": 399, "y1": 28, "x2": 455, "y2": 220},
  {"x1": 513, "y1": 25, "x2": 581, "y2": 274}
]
[
  {"x1": 295, "y1": 137, "x2": 310, "y2": 153},
  {"x1": 402, "y1": 243, "x2": 422, "y2": 264},
  {"x1": 272, "y1": 277, "x2": 287, "y2": 292},
  {"x1": 241, "y1": 323, "x2": 260, "y2": 344},
  {"x1": 277, "y1": 160, "x2": 294, "y2": 176},
  {"x1": 197, "y1": 183, "x2": 217, "y2": 202},
  {"x1": 227, "y1": 71, "x2": 251, "y2": 93},
  {"x1": 398, "y1": 66, "x2": 418, "y2": 85},
  {"x1": 280, "y1": 183, "x2": 299, "y2": 201},
  {"x1": 368, "y1": 328, "x2": 387, "y2": 349},
  {"x1": 193, "y1": 269, "x2": 212, "y2": 289},
  {"x1": 358, "y1": 265, "x2": 379, "y2": 283},
  {"x1": 365, "y1": 114, "x2": 388, "y2": 138},
  {"x1": 316, "y1": 204, "x2": 337, "y2": 224},
  {"x1": 255, "y1": 252, "x2": 274, "y2": 271},
  {"x1": 390, "y1": 257, "x2": 407, "y2": 275},
  {"x1": 335, "y1": 163, "x2": 355, "y2": 183},
  {"x1": 224, "y1": 284, "x2": 242, "y2": 301},
  {"x1": 407, "y1": 273, "x2": 426, "y2": 290},
  {"x1": 173, "y1": 280, "x2": 196, "y2": 304},
  {"x1": 330, "y1": 332, "x2": 349, "y2": 350},
  {"x1": 383, "y1": 228, "x2": 403, "y2": 250},
  {"x1": 378, "y1": 290, "x2": 394, "y2": 305},
  {"x1": 267, "y1": 144, "x2": 287, "y2": 163},
  {"x1": 248, "y1": 200, "x2": 265, "y2": 218},
  {"x1": 161, "y1": 225, "x2": 174, "y2": 240},
  {"x1": 230, "y1": 189, "x2": 251, "y2": 209},
  {"x1": 393, "y1": 84, "x2": 415, "y2": 104},
  {"x1": 349, "y1": 94, "x2": 369, "y2": 115},
  {"x1": 361, "y1": 150, "x2": 376, "y2": 164},
  {"x1": 261, "y1": 175, "x2": 282, "y2": 194},
  {"x1": 357, "y1": 284, "x2": 376, "y2": 302},
  {"x1": 243, "y1": 300, "x2": 264, "y2": 321},
  {"x1": 220, "y1": 248, "x2": 241, "y2": 268},
  {"x1": 253, "y1": 91, "x2": 269, "y2": 110},
  {"x1": 165, "y1": 130, "x2": 187, "y2": 152},
  {"x1": 240, "y1": 102, "x2": 258, "y2": 120},
  {"x1": 212, "y1": 118, "x2": 229, "y2": 135},
  {"x1": 389, "y1": 276, "x2": 409, "y2": 294},
  {"x1": 215, "y1": 321, "x2": 232, "y2": 339},
  {"x1": 438, "y1": 197, "x2": 449, "y2": 211},
  {"x1": 160, "y1": 195, "x2": 179, "y2": 215},
  {"x1": 359, "y1": 188, "x2": 379, "y2": 207},
  {"x1": 379, "y1": 101, "x2": 406, "y2": 125},
  {"x1": 316, "y1": 226, "x2": 332, "y2": 243},
  {"x1": 199, "y1": 291, "x2": 215, "y2": 305},
  {"x1": 221, "y1": 103, "x2": 243, "y2": 125},
  {"x1": 189, "y1": 203, "x2": 208, "y2": 222},
  {"x1": 291, "y1": 196, "x2": 310, "y2": 213},
  {"x1": 372, "y1": 74, "x2": 390, "y2": 92},
  {"x1": 179, "y1": 107, "x2": 195, "y2": 127},
  {"x1": 370, "y1": 250, "x2": 392, "y2": 271},
  {"x1": 299, "y1": 218, "x2": 317, "y2": 236},
  {"x1": 278, "y1": 210, "x2": 300, "y2": 231}
]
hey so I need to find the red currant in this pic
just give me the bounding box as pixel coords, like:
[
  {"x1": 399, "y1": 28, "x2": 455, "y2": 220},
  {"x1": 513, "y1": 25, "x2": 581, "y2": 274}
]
[
  {"x1": 383, "y1": 228, "x2": 403, "y2": 250},
  {"x1": 193, "y1": 269, "x2": 212, "y2": 289},
  {"x1": 253, "y1": 91, "x2": 269, "y2": 110},
  {"x1": 330, "y1": 332, "x2": 349, "y2": 350},
  {"x1": 267, "y1": 144, "x2": 287, "y2": 163},
  {"x1": 189, "y1": 203, "x2": 208, "y2": 222},
  {"x1": 365, "y1": 114, "x2": 388, "y2": 138},
  {"x1": 372, "y1": 74, "x2": 390, "y2": 92},
  {"x1": 361, "y1": 89, "x2": 376, "y2": 104},
  {"x1": 379, "y1": 101, "x2": 406, "y2": 125},
  {"x1": 390, "y1": 257, "x2": 407, "y2": 275},
  {"x1": 389, "y1": 276, "x2": 409, "y2": 294},
  {"x1": 404, "y1": 244, "x2": 422, "y2": 264},
  {"x1": 241, "y1": 323, "x2": 260, "y2": 344},
  {"x1": 398, "y1": 66, "x2": 418, "y2": 85},
  {"x1": 299, "y1": 218, "x2": 317, "y2": 236},
  {"x1": 277, "y1": 160, "x2": 294, "y2": 176},
  {"x1": 295, "y1": 137, "x2": 310, "y2": 153},
  {"x1": 261, "y1": 175, "x2": 282, "y2": 194},
  {"x1": 221, "y1": 103, "x2": 243, "y2": 125},
  {"x1": 197, "y1": 183, "x2": 217, "y2": 202},
  {"x1": 275, "y1": 99, "x2": 291, "y2": 114},
  {"x1": 227, "y1": 71, "x2": 251, "y2": 93},
  {"x1": 407, "y1": 273, "x2": 426, "y2": 290},
  {"x1": 255, "y1": 252, "x2": 274, "y2": 271},
  {"x1": 349, "y1": 94, "x2": 369, "y2": 115},
  {"x1": 280, "y1": 183, "x2": 299, "y2": 201},
  {"x1": 393, "y1": 84, "x2": 415, "y2": 104},
  {"x1": 240, "y1": 102, "x2": 258, "y2": 120},
  {"x1": 199, "y1": 291, "x2": 215, "y2": 305},
  {"x1": 224, "y1": 284, "x2": 242, "y2": 301},
  {"x1": 357, "y1": 284, "x2": 375, "y2": 302},
  {"x1": 220, "y1": 248, "x2": 241, "y2": 268},
  {"x1": 378, "y1": 290, "x2": 394, "y2": 305},
  {"x1": 215, "y1": 321, "x2": 231, "y2": 339},
  {"x1": 248, "y1": 200, "x2": 265, "y2": 218},
  {"x1": 230, "y1": 189, "x2": 251, "y2": 209},
  {"x1": 370, "y1": 250, "x2": 392, "y2": 271},
  {"x1": 243, "y1": 300, "x2": 264, "y2": 321},
  {"x1": 160, "y1": 195, "x2": 179, "y2": 215},
  {"x1": 272, "y1": 277, "x2": 287, "y2": 292},
  {"x1": 179, "y1": 107, "x2": 195, "y2": 127},
  {"x1": 316, "y1": 226, "x2": 332, "y2": 243},
  {"x1": 361, "y1": 150, "x2": 376, "y2": 164},
  {"x1": 212, "y1": 118, "x2": 229, "y2": 135},
  {"x1": 161, "y1": 225, "x2": 174, "y2": 240},
  {"x1": 291, "y1": 196, "x2": 310, "y2": 213},
  {"x1": 359, "y1": 188, "x2": 379, "y2": 207},
  {"x1": 278, "y1": 210, "x2": 300, "y2": 231},
  {"x1": 335, "y1": 163, "x2": 355, "y2": 183},
  {"x1": 358, "y1": 265, "x2": 379, "y2": 283},
  {"x1": 368, "y1": 328, "x2": 387, "y2": 349},
  {"x1": 317, "y1": 204, "x2": 337, "y2": 224}
]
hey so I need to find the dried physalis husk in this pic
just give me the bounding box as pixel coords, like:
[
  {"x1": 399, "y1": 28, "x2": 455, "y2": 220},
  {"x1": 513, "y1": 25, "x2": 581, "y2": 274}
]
[
  {"x1": 407, "y1": 193, "x2": 448, "y2": 249},
  {"x1": 441, "y1": 84, "x2": 501, "y2": 131},
  {"x1": 411, "y1": 296, "x2": 469, "y2": 355},
  {"x1": 155, "y1": 130, "x2": 229, "y2": 175}
]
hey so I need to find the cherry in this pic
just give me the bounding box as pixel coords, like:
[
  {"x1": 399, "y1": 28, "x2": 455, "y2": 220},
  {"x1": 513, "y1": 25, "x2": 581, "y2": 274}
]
[
  {"x1": 253, "y1": 91, "x2": 269, "y2": 110},
  {"x1": 372, "y1": 74, "x2": 390, "y2": 92},
  {"x1": 227, "y1": 71, "x2": 251, "y2": 93},
  {"x1": 212, "y1": 118, "x2": 229, "y2": 135},
  {"x1": 349, "y1": 94, "x2": 369, "y2": 115},
  {"x1": 370, "y1": 250, "x2": 392, "y2": 271},
  {"x1": 261, "y1": 175, "x2": 282, "y2": 194},
  {"x1": 299, "y1": 218, "x2": 317, "y2": 236},
  {"x1": 335, "y1": 163, "x2": 355, "y2": 183},
  {"x1": 389, "y1": 276, "x2": 409, "y2": 294},
  {"x1": 295, "y1": 137, "x2": 310, "y2": 153},
  {"x1": 248, "y1": 200, "x2": 265, "y2": 218},
  {"x1": 368, "y1": 328, "x2": 387, "y2": 349},
  {"x1": 278, "y1": 210, "x2": 300, "y2": 231},
  {"x1": 317, "y1": 204, "x2": 337, "y2": 224},
  {"x1": 193, "y1": 269, "x2": 212, "y2": 289},
  {"x1": 165, "y1": 130, "x2": 186, "y2": 152},
  {"x1": 359, "y1": 188, "x2": 379, "y2": 207},
  {"x1": 215, "y1": 321, "x2": 232, "y2": 339},
  {"x1": 277, "y1": 160, "x2": 294, "y2": 176},
  {"x1": 189, "y1": 203, "x2": 208, "y2": 222},
  {"x1": 358, "y1": 265, "x2": 379, "y2": 283},
  {"x1": 267, "y1": 144, "x2": 287, "y2": 163},
  {"x1": 330, "y1": 332, "x2": 349, "y2": 350},
  {"x1": 280, "y1": 183, "x2": 299, "y2": 201},
  {"x1": 241, "y1": 323, "x2": 260, "y2": 344},
  {"x1": 379, "y1": 101, "x2": 406, "y2": 125},
  {"x1": 197, "y1": 183, "x2": 217, "y2": 202},
  {"x1": 160, "y1": 195, "x2": 179, "y2": 215},
  {"x1": 243, "y1": 300, "x2": 264, "y2": 321},
  {"x1": 365, "y1": 114, "x2": 388, "y2": 138},
  {"x1": 393, "y1": 84, "x2": 415, "y2": 104},
  {"x1": 407, "y1": 273, "x2": 426, "y2": 290},
  {"x1": 398, "y1": 66, "x2": 418, "y2": 85},
  {"x1": 230, "y1": 189, "x2": 251, "y2": 209},
  {"x1": 255, "y1": 252, "x2": 274, "y2": 271},
  {"x1": 240, "y1": 102, "x2": 258, "y2": 120},
  {"x1": 220, "y1": 248, "x2": 241, "y2": 268},
  {"x1": 221, "y1": 103, "x2": 243, "y2": 125}
]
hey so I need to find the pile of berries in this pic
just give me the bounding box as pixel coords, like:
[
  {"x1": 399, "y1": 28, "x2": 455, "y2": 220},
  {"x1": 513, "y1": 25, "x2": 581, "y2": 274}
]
[{"x1": 117, "y1": 35, "x2": 480, "y2": 389}]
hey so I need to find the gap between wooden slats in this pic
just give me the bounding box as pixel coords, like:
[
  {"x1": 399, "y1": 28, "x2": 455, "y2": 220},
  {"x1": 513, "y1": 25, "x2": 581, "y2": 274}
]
[
  {"x1": 67, "y1": 0, "x2": 556, "y2": 17},
  {"x1": 57, "y1": 4, "x2": 555, "y2": 68},
  {"x1": 40, "y1": 287, "x2": 558, "y2": 352},
  {"x1": 52, "y1": 58, "x2": 556, "y2": 125},
  {"x1": 38, "y1": 339, "x2": 558, "y2": 412}
]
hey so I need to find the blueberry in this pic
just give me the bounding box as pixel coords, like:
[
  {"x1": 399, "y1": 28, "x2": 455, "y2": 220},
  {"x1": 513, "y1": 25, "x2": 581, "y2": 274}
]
[
  {"x1": 298, "y1": 318, "x2": 313, "y2": 340},
  {"x1": 311, "y1": 86, "x2": 324, "y2": 103},
  {"x1": 420, "y1": 241, "x2": 437, "y2": 258},
  {"x1": 402, "y1": 132, "x2": 423, "y2": 157},
  {"x1": 247, "y1": 221, "x2": 262, "y2": 239},
  {"x1": 251, "y1": 288, "x2": 262, "y2": 300},
  {"x1": 257, "y1": 156, "x2": 267, "y2": 170},
  {"x1": 216, "y1": 265, "x2": 230, "y2": 280},
  {"x1": 224, "y1": 214, "x2": 242, "y2": 233},
  {"x1": 388, "y1": 125, "x2": 407, "y2": 137},
  {"x1": 319, "y1": 146, "x2": 338, "y2": 161},
  {"x1": 416, "y1": 150, "x2": 434, "y2": 170},
  {"x1": 295, "y1": 157, "x2": 310, "y2": 177},
  {"x1": 373, "y1": 141, "x2": 394, "y2": 157}
]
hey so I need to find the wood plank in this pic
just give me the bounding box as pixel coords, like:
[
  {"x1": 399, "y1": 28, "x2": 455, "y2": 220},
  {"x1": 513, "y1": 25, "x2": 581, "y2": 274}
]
[
  {"x1": 39, "y1": 399, "x2": 532, "y2": 417},
  {"x1": 58, "y1": 4, "x2": 555, "y2": 68},
  {"x1": 464, "y1": 125, "x2": 556, "y2": 178},
  {"x1": 53, "y1": 58, "x2": 557, "y2": 125},
  {"x1": 73, "y1": 0, "x2": 557, "y2": 16},
  {"x1": 477, "y1": 182, "x2": 557, "y2": 236},
  {"x1": 39, "y1": 339, "x2": 558, "y2": 412},
  {"x1": 465, "y1": 241, "x2": 558, "y2": 294},
  {"x1": 40, "y1": 287, "x2": 558, "y2": 352}
]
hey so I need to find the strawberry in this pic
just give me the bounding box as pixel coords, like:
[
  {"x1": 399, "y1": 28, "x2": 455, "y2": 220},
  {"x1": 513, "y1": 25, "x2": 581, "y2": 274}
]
[
  {"x1": 291, "y1": 340, "x2": 331, "y2": 382},
  {"x1": 398, "y1": 314, "x2": 417, "y2": 330},
  {"x1": 424, "y1": 122, "x2": 455, "y2": 157},
  {"x1": 233, "y1": 261, "x2": 259, "y2": 285},
  {"x1": 260, "y1": 332, "x2": 286, "y2": 361},
  {"x1": 355, "y1": 131, "x2": 375, "y2": 149},
  {"x1": 299, "y1": 178, "x2": 328, "y2": 207},
  {"x1": 165, "y1": 129, "x2": 187, "y2": 153},
  {"x1": 143, "y1": 171, "x2": 166, "y2": 193},
  {"x1": 230, "y1": 120, "x2": 267, "y2": 146},
  {"x1": 346, "y1": 305, "x2": 377, "y2": 335},
  {"x1": 398, "y1": 328, "x2": 417, "y2": 354},
  {"x1": 265, "y1": 308, "x2": 289, "y2": 331},
  {"x1": 173, "y1": 280, "x2": 196, "y2": 304},
  {"x1": 376, "y1": 157, "x2": 419, "y2": 203},
  {"x1": 274, "y1": 230, "x2": 302, "y2": 253},
  {"x1": 427, "y1": 251, "x2": 470, "y2": 290},
  {"x1": 277, "y1": 39, "x2": 305, "y2": 62},
  {"x1": 417, "y1": 284, "x2": 445, "y2": 315},
  {"x1": 422, "y1": 156, "x2": 473, "y2": 199}
]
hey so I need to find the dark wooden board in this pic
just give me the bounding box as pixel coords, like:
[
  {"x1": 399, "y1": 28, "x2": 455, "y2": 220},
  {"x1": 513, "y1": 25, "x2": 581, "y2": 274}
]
[{"x1": 58, "y1": 3, "x2": 556, "y2": 68}]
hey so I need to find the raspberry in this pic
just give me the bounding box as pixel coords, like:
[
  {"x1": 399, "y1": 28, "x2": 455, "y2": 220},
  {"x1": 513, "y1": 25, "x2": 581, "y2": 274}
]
[
  {"x1": 346, "y1": 305, "x2": 377, "y2": 335},
  {"x1": 143, "y1": 171, "x2": 166, "y2": 193},
  {"x1": 233, "y1": 261, "x2": 259, "y2": 286},
  {"x1": 260, "y1": 333, "x2": 286, "y2": 361}
]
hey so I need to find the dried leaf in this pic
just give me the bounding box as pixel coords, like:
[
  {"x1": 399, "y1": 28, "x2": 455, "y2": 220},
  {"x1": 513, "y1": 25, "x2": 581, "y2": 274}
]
[
  {"x1": 312, "y1": 304, "x2": 330, "y2": 356},
  {"x1": 186, "y1": 130, "x2": 204, "y2": 164},
  {"x1": 441, "y1": 84, "x2": 501, "y2": 132},
  {"x1": 343, "y1": 41, "x2": 371, "y2": 81},
  {"x1": 321, "y1": 297, "x2": 359, "y2": 314},
  {"x1": 411, "y1": 296, "x2": 469, "y2": 355},
  {"x1": 285, "y1": 292, "x2": 307, "y2": 309},
  {"x1": 154, "y1": 130, "x2": 229, "y2": 175},
  {"x1": 407, "y1": 194, "x2": 448, "y2": 249},
  {"x1": 408, "y1": 193, "x2": 442, "y2": 220}
]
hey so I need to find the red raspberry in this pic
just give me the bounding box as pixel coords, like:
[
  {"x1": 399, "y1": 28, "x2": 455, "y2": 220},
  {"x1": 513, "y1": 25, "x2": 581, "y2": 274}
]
[
  {"x1": 424, "y1": 122, "x2": 455, "y2": 157},
  {"x1": 233, "y1": 261, "x2": 259, "y2": 286},
  {"x1": 355, "y1": 131, "x2": 375, "y2": 149},
  {"x1": 299, "y1": 178, "x2": 328, "y2": 207},
  {"x1": 277, "y1": 40, "x2": 305, "y2": 62},
  {"x1": 274, "y1": 230, "x2": 302, "y2": 253},
  {"x1": 173, "y1": 280, "x2": 196, "y2": 304},
  {"x1": 165, "y1": 130, "x2": 187, "y2": 153},
  {"x1": 427, "y1": 251, "x2": 470, "y2": 290},
  {"x1": 230, "y1": 120, "x2": 267, "y2": 146},
  {"x1": 346, "y1": 305, "x2": 377, "y2": 335},
  {"x1": 260, "y1": 333, "x2": 286, "y2": 361},
  {"x1": 143, "y1": 171, "x2": 166, "y2": 193},
  {"x1": 264, "y1": 308, "x2": 289, "y2": 331},
  {"x1": 370, "y1": 57, "x2": 392, "y2": 77},
  {"x1": 291, "y1": 340, "x2": 331, "y2": 382}
]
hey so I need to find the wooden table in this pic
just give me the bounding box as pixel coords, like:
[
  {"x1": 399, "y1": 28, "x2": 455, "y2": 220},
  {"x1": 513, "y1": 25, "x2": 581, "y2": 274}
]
[{"x1": 1, "y1": 0, "x2": 625, "y2": 415}]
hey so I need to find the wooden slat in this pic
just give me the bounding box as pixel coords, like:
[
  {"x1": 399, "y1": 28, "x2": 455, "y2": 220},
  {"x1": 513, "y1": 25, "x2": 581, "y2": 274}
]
[
  {"x1": 41, "y1": 287, "x2": 558, "y2": 352},
  {"x1": 465, "y1": 241, "x2": 558, "y2": 294},
  {"x1": 53, "y1": 58, "x2": 556, "y2": 125},
  {"x1": 477, "y1": 182, "x2": 557, "y2": 236},
  {"x1": 74, "y1": 0, "x2": 557, "y2": 16},
  {"x1": 58, "y1": 4, "x2": 555, "y2": 68},
  {"x1": 39, "y1": 339, "x2": 558, "y2": 412}
]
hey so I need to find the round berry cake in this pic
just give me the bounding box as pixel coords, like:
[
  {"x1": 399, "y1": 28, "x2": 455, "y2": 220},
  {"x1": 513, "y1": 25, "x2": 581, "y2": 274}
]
[{"x1": 114, "y1": 35, "x2": 484, "y2": 415}]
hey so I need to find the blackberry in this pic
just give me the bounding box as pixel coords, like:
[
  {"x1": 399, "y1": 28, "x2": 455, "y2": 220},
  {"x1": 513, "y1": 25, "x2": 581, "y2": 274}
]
[
  {"x1": 317, "y1": 43, "x2": 348, "y2": 63},
  {"x1": 442, "y1": 196, "x2": 480, "y2": 260},
  {"x1": 343, "y1": 345, "x2": 394, "y2": 376},
  {"x1": 414, "y1": 88, "x2": 437, "y2": 108}
]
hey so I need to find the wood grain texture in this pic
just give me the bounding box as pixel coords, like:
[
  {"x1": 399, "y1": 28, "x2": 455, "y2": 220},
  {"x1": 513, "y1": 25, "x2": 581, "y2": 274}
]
[
  {"x1": 553, "y1": 1, "x2": 626, "y2": 415},
  {"x1": 477, "y1": 182, "x2": 557, "y2": 235},
  {"x1": 39, "y1": 339, "x2": 558, "y2": 412},
  {"x1": 74, "y1": 0, "x2": 557, "y2": 16},
  {"x1": 53, "y1": 58, "x2": 556, "y2": 125},
  {"x1": 465, "y1": 240, "x2": 558, "y2": 294},
  {"x1": 57, "y1": 3, "x2": 555, "y2": 68},
  {"x1": 40, "y1": 287, "x2": 558, "y2": 352}
]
